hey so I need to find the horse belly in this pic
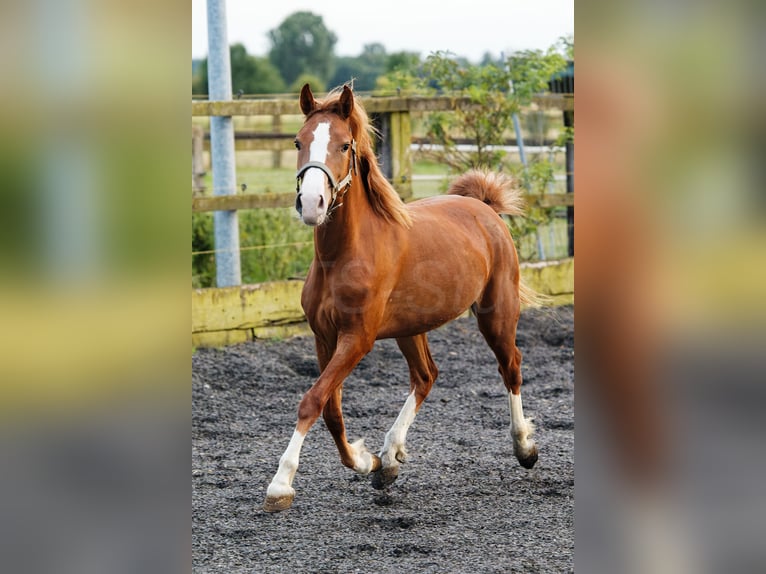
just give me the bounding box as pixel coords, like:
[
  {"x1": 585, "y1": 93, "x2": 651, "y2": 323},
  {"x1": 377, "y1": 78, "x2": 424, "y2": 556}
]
[{"x1": 377, "y1": 251, "x2": 488, "y2": 339}]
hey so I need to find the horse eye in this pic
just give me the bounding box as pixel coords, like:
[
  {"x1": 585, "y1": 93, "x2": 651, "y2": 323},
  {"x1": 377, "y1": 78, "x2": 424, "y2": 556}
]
[
  {"x1": 294, "y1": 140, "x2": 301, "y2": 150},
  {"x1": 341, "y1": 143, "x2": 350, "y2": 152}
]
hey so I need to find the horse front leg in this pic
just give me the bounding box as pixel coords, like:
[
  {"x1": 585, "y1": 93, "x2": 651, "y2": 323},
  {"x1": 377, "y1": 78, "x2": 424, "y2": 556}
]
[{"x1": 263, "y1": 335, "x2": 379, "y2": 512}]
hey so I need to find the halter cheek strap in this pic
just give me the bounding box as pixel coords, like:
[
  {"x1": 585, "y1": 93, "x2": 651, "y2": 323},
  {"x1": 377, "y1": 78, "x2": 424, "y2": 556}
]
[{"x1": 295, "y1": 140, "x2": 357, "y2": 209}]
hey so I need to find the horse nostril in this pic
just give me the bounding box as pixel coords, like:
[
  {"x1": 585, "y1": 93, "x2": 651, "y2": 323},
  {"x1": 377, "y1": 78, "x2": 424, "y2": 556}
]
[
  {"x1": 295, "y1": 194, "x2": 302, "y2": 214},
  {"x1": 318, "y1": 195, "x2": 325, "y2": 209}
]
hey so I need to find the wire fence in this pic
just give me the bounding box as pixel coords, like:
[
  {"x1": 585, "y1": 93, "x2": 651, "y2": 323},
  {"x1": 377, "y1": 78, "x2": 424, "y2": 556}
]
[{"x1": 192, "y1": 94, "x2": 573, "y2": 288}]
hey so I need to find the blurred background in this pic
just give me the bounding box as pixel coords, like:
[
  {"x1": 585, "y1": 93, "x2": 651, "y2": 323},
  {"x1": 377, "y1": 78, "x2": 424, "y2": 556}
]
[
  {"x1": 0, "y1": 1, "x2": 189, "y2": 573},
  {"x1": 576, "y1": 1, "x2": 766, "y2": 572}
]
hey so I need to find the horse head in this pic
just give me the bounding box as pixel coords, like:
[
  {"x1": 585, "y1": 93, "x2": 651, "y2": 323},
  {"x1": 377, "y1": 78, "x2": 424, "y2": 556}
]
[{"x1": 294, "y1": 84, "x2": 357, "y2": 226}]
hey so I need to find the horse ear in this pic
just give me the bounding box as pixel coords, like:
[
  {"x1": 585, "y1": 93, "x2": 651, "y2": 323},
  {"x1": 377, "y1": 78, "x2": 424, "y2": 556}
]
[
  {"x1": 339, "y1": 85, "x2": 354, "y2": 120},
  {"x1": 300, "y1": 83, "x2": 316, "y2": 115}
]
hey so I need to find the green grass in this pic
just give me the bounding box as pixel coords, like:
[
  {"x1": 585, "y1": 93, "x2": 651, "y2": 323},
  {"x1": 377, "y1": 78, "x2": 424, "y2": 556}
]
[
  {"x1": 192, "y1": 104, "x2": 571, "y2": 287},
  {"x1": 192, "y1": 151, "x2": 570, "y2": 287},
  {"x1": 196, "y1": 153, "x2": 455, "y2": 198}
]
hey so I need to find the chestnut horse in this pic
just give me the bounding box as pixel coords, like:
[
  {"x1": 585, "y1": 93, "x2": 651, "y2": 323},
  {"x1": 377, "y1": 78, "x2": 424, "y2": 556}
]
[{"x1": 264, "y1": 84, "x2": 538, "y2": 512}]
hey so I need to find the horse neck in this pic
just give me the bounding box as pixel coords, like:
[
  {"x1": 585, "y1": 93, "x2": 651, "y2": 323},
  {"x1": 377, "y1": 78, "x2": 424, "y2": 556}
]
[{"x1": 314, "y1": 177, "x2": 374, "y2": 261}]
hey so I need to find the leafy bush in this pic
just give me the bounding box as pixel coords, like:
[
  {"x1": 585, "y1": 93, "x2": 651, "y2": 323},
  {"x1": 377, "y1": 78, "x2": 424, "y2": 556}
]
[
  {"x1": 192, "y1": 212, "x2": 214, "y2": 288},
  {"x1": 386, "y1": 45, "x2": 569, "y2": 258},
  {"x1": 192, "y1": 209, "x2": 313, "y2": 288},
  {"x1": 414, "y1": 49, "x2": 567, "y2": 170},
  {"x1": 238, "y1": 208, "x2": 313, "y2": 284}
]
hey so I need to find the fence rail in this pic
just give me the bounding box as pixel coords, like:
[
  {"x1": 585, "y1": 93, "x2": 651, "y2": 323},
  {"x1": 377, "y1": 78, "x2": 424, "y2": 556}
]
[
  {"x1": 197, "y1": 132, "x2": 565, "y2": 153},
  {"x1": 192, "y1": 191, "x2": 574, "y2": 214},
  {"x1": 192, "y1": 92, "x2": 574, "y2": 290},
  {"x1": 191, "y1": 93, "x2": 573, "y2": 117},
  {"x1": 192, "y1": 258, "x2": 574, "y2": 347},
  {"x1": 192, "y1": 93, "x2": 574, "y2": 200}
]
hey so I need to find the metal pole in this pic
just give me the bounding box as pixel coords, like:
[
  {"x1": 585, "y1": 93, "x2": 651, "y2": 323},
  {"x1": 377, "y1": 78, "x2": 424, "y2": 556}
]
[
  {"x1": 509, "y1": 85, "x2": 543, "y2": 259},
  {"x1": 564, "y1": 109, "x2": 574, "y2": 257},
  {"x1": 206, "y1": 0, "x2": 241, "y2": 287},
  {"x1": 511, "y1": 113, "x2": 528, "y2": 168}
]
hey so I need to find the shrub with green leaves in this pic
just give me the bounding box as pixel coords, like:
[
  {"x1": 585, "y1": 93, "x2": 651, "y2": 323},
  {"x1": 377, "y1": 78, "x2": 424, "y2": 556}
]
[
  {"x1": 192, "y1": 209, "x2": 314, "y2": 288},
  {"x1": 391, "y1": 45, "x2": 569, "y2": 259},
  {"x1": 385, "y1": 46, "x2": 567, "y2": 174}
]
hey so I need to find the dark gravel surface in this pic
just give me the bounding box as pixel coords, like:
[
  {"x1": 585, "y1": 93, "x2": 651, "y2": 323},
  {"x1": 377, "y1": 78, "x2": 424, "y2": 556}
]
[{"x1": 192, "y1": 305, "x2": 574, "y2": 573}]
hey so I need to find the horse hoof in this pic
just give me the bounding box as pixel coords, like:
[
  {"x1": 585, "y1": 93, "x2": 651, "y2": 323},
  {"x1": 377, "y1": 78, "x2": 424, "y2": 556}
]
[
  {"x1": 371, "y1": 466, "x2": 399, "y2": 490},
  {"x1": 263, "y1": 493, "x2": 294, "y2": 513},
  {"x1": 517, "y1": 445, "x2": 539, "y2": 469}
]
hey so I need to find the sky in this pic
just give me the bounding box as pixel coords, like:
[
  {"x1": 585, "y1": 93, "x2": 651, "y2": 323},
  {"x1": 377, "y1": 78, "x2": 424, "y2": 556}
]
[{"x1": 192, "y1": 0, "x2": 573, "y2": 63}]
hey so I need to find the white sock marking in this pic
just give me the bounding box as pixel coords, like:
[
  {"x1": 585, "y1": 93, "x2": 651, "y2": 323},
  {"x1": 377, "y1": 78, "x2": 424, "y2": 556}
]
[
  {"x1": 349, "y1": 438, "x2": 375, "y2": 475},
  {"x1": 266, "y1": 429, "x2": 305, "y2": 498},
  {"x1": 380, "y1": 392, "x2": 418, "y2": 467},
  {"x1": 509, "y1": 392, "x2": 535, "y2": 453}
]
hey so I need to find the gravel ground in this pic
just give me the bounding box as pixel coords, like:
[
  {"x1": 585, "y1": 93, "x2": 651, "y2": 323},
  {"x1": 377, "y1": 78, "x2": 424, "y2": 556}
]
[{"x1": 193, "y1": 305, "x2": 574, "y2": 573}]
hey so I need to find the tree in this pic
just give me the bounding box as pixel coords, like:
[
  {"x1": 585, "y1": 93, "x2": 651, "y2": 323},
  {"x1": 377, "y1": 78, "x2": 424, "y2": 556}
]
[
  {"x1": 329, "y1": 43, "x2": 390, "y2": 91},
  {"x1": 419, "y1": 52, "x2": 521, "y2": 170},
  {"x1": 192, "y1": 43, "x2": 286, "y2": 96},
  {"x1": 376, "y1": 52, "x2": 423, "y2": 94},
  {"x1": 330, "y1": 57, "x2": 363, "y2": 91},
  {"x1": 386, "y1": 51, "x2": 421, "y2": 73},
  {"x1": 412, "y1": 48, "x2": 567, "y2": 171},
  {"x1": 289, "y1": 73, "x2": 326, "y2": 94},
  {"x1": 388, "y1": 46, "x2": 569, "y2": 253},
  {"x1": 268, "y1": 12, "x2": 337, "y2": 86}
]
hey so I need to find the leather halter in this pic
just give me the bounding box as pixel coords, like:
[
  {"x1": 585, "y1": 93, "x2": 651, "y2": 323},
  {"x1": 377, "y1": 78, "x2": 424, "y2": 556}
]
[{"x1": 295, "y1": 139, "x2": 357, "y2": 210}]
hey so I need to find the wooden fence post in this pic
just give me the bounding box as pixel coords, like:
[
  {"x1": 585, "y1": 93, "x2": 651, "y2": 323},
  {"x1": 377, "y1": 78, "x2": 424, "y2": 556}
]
[
  {"x1": 192, "y1": 125, "x2": 206, "y2": 194},
  {"x1": 271, "y1": 114, "x2": 282, "y2": 168},
  {"x1": 391, "y1": 111, "x2": 412, "y2": 200},
  {"x1": 372, "y1": 111, "x2": 413, "y2": 201}
]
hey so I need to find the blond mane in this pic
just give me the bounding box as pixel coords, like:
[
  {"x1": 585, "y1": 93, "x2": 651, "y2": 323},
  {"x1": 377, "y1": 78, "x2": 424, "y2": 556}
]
[{"x1": 309, "y1": 87, "x2": 413, "y2": 228}]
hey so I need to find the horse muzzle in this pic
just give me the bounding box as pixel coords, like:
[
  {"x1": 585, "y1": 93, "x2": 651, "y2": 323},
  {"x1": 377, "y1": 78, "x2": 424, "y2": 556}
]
[{"x1": 296, "y1": 174, "x2": 329, "y2": 226}]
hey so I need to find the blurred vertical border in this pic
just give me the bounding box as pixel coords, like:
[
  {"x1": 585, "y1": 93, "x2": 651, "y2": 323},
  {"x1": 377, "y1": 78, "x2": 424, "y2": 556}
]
[
  {"x1": 0, "y1": 1, "x2": 189, "y2": 573},
  {"x1": 576, "y1": 1, "x2": 766, "y2": 572}
]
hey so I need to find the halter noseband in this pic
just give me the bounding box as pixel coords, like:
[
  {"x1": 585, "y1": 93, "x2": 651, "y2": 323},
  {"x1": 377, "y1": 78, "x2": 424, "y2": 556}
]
[{"x1": 295, "y1": 139, "x2": 357, "y2": 210}]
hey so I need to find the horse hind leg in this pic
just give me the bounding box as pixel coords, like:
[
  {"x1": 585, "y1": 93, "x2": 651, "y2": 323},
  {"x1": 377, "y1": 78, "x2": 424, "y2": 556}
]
[
  {"x1": 505, "y1": 347, "x2": 538, "y2": 468},
  {"x1": 371, "y1": 333, "x2": 438, "y2": 490},
  {"x1": 474, "y1": 291, "x2": 539, "y2": 469}
]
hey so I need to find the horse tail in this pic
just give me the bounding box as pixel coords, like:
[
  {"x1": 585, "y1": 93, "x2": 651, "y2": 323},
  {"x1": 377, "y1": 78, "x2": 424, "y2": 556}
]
[
  {"x1": 447, "y1": 169, "x2": 525, "y2": 216},
  {"x1": 518, "y1": 277, "x2": 548, "y2": 308},
  {"x1": 449, "y1": 170, "x2": 548, "y2": 308}
]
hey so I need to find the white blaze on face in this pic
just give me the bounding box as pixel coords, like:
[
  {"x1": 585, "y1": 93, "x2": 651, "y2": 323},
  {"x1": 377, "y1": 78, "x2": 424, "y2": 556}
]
[{"x1": 299, "y1": 122, "x2": 331, "y2": 225}]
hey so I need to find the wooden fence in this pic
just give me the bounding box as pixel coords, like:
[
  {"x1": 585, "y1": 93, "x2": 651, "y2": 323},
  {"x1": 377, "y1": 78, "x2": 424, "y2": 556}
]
[
  {"x1": 192, "y1": 93, "x2": 574, "y2": 202},
  {"x1": 191, "y1": 94, "x2": 574, "y2": 346},
  {"x1": 192, "y1": 258, "x2": 574, "y2": 348}
]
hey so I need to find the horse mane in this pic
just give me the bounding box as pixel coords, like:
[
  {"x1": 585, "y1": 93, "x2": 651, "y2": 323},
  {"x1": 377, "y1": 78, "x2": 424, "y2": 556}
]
[{"x1": 309, "y1": 87, "x2": 413, "y2": 228}]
